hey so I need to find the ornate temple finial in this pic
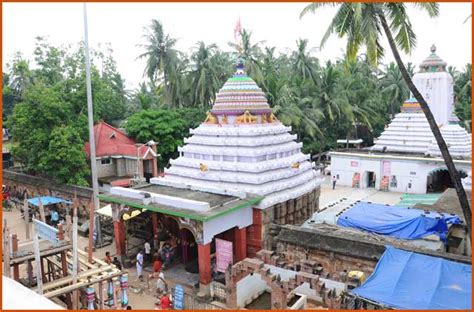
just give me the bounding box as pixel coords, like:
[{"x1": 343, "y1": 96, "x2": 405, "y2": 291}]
[
  {"x1": 235, "y1": 56, "x2": 245, "y2": 74},
  {"x1": 430, "y1": 44, "x2": 436, "y2": 53}
]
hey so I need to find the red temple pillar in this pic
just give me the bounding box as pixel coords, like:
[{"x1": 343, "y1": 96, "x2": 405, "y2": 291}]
[
  {"x1": 113, "y1": 220, "x2": 126, "y2": 256},
  {"x1": 234, "y1": 227, "x2": 247, "y2": 262},
  {"x1": 198, "y1": 242, "x2": 212, "y2": 296}
]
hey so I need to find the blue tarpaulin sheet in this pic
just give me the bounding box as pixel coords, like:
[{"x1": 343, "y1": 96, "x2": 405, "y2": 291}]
[
  {"x1": 336, "y1": 202, "x2": 460, "y2": 241},
  {"x1": 352, "y1": 246, "x2": 472, "y2": 310},
  {"x1": 28, "y1": 196, "x2": 71, "y2": 207}
]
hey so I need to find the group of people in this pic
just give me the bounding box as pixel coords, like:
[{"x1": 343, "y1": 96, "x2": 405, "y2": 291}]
[{"x1": 104, "y1": 251, "x2": 122, "y2": 270}]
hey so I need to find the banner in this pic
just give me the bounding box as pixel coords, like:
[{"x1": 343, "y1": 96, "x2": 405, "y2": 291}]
[
  {"x1": 382, "y1": 161, "x2": 391, "y2": 176},
  {"x1": 216, "y1": 238, "x2": 233, "y2": 273}
]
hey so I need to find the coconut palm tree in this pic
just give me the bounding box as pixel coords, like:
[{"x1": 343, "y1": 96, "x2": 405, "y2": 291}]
[
  {"x1": 291, "y1": 39, "x2": 319, "y2": 85},
  {"x1": 228, "y1": 29, "x2": 264, "y2": 83},
  {"x1": 380, "y1": 63, "x2": 410, "y2": 116},
  {"x1": 301, "y1": 2, "x2": 471, "y2": 236},
  {"x1": 190, "y1": 42, "x2": 222, "y2": 107},
  {"x1": 138, "y1": 19, "x2": 178, "y2": 100}
]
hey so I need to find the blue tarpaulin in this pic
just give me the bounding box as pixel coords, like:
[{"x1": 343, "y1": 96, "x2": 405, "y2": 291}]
[
  {"x1": 28, "y1": 196, "x2": 71, "y2": 207},
  {"x1": 352, "y1": 246, "x2": 472, "y2": 310},
  {"x1": 336, "y1": 202, "x2": 460, "y2": 241}
]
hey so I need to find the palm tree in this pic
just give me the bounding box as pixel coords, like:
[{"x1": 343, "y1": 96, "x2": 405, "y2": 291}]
[
  {"x1": 291, "y1": 39, "x2": 319, "y2": 85},
  {"x1": 302, "y1": 2, "x2": 472, "y2": 236},
  {"x1": 138, "y1": 19, "x2": 178, "y2": 102},
  {"x1": 380, "y1": 63, "x2": 410, "y2": 116},
  {"x1": 190, "y1": 42, "x2": 221, "y2": 107},
  {"x1": 228, "y1": 29, "x2": 264, "y2": 83}
]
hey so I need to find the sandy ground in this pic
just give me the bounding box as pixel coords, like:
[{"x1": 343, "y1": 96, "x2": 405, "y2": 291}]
[{"x1": 318, "y1": 177, "x2": 404, "y2": 208}]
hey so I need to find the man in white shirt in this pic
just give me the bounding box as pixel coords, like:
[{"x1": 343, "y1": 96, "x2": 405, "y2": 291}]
[{"x1": 144, "y1": 241, "x2": 151, "y2": 265}]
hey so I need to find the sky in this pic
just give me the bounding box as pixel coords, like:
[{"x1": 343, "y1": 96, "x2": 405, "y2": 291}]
[{"x1": 3, "y1": 2, "x2": 472, "y2": 90}]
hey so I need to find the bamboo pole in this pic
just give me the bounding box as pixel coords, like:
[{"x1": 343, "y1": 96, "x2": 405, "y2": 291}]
[
  {"x1": 33, "y1": 219, "x2": 43, "y2": 294},
  {"x1": 88, "y1": 196, "x2": 95, "y2": 263},
  {"x1": 24, "y1": 198, "x2": 30, "y2": 239},
  {"x1": 72, "y1": 206, "x2": 79, "y2": 309},
  {"x1": 12, "y1": 234, "x2": 19, "y2": 280},
  {"x1": 38, "y1": 197, "x2": 46, "y2": 223},
  {"x1": 3, "y1": 219, "x2": 11, "y2": 278}
]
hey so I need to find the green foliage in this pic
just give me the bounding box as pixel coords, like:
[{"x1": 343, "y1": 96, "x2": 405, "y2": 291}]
[
  {"x1": 4, "y1": 38, "x2": 129, "y2": 186},
  {"x1": 125, "y1": 107, "x2": 206, "y2": 167},
  {"x1": 453, "y1": 64, "x2": 472, "y2": 131},
  {"x1": 39, "y1": 126, "x2": 90, "y2": 186}
]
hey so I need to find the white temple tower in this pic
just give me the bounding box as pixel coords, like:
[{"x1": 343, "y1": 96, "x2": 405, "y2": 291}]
[
  {"x1": 412, "y1": 45, "x2": 457, "y2": 126},
  {"x1": 151, "y1": 60, "x2": 323, "y2": 252}
]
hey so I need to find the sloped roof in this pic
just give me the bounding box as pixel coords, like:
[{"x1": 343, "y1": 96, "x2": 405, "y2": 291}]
[{"x1": 84, "y1": 122, "x2": 155, "y2": 159}]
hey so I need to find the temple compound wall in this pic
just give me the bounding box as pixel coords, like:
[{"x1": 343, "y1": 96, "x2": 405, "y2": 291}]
[
  {"x1": 247, "y1": 187, "x2": 320, "y2": 257},
  {"x1": 3, "y1": 169, "x2": 93, "y2": 218}
]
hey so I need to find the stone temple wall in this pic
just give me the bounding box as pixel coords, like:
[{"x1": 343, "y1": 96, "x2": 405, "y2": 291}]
[
  {"x1": 3, "y1": 170, "x2": 93, "y2": 218},
  {"x1": 246, "y1": 187, "x2": 321, "y2": 257},
  {"x1": 225, "y1": 256, "x2": 343, "y2": 310}
]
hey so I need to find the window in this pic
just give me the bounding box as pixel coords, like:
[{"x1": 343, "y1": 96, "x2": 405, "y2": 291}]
[{"x1": 101, "y1": 158, "x2": 111, "y2": 165}]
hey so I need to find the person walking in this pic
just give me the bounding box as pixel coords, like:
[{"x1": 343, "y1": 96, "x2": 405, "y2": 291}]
[
  {"x1": 332, "y1": 175, "x2": 337, "y2": 190},
  {"x1": 136, "y1": 250, "x2": 144, "y2": 282},
  {"x1": 144, "y1": 241, "x2": 151, "y2": 265}
]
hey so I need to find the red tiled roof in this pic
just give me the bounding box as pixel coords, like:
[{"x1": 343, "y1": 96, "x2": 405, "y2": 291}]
[{"x1": 84, "y1": 122, "x2": 155, "y2": 159}]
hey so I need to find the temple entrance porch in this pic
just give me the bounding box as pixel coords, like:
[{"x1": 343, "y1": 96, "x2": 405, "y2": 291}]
[{"x1": 109, "y1": 202, "x2": 251, "y2": 296}]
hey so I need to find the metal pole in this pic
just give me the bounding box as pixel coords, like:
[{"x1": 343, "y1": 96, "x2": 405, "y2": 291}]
[
  {"x1": 83, "y1": 4, "x2": 99, "y2": 212},
  {"x1": 83, "y1": 3, "x2": 100, "y2": 262}
]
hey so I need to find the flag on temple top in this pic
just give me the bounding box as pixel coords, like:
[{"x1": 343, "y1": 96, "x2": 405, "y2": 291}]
[{"x1": 234, "y1": 18, "x2": 242, "y2": 41}]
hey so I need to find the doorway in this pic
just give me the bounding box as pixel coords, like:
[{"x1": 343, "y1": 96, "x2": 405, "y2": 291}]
[
  {"x1": 367, "y1": 172, "x2": 376, "y2": 188},
  {"x1": 427, "y1": 169, "x2": 467, "y2": 193}
]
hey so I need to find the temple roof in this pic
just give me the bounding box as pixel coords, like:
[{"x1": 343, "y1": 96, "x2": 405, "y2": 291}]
[
  {"x1": 371, "y1": 100, "x2": 471, "y2": 158},
  {"x1": 419, "y1": 45, "x2": 447, "y2": 73},
  {"x1": 211, "y1": 62, "x2": 272, "y2": 115}
]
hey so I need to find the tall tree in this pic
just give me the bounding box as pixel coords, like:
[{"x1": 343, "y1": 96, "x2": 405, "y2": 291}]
[
  {"x1": 138, "y1": 19, "x2": 178, "y2": 104},
  {"x1": 190, "y1": 42, "x2": 221, "y2": 107},
  {"x1": 228, "y1": 29, "x2": 264, "y2": 83},
  {"x1": 380, "y1": 62, "x2": 409, "y2": 116},
  {"x1": 302, "y1": 2, "x2": 471, "y2": 236}
]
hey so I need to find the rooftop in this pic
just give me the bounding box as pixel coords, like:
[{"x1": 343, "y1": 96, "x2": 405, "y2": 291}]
[
  {"x1": 84, "y1": 122, "x2": 156, "y2": 159},
  {"x1": 98, "y1": 183, "x2": 263, "y2": 221}
]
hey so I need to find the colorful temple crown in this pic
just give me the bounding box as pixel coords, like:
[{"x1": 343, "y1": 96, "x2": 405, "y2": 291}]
[
  {"x1": 211, "y1": 62, "x2": 272, "y2": 116},
  {"x1": 400, "y1": 98, "x2": 423, "y2": 113},
  {"x1": 419, "y1": 44, "x2": 447, "y2": 73}
]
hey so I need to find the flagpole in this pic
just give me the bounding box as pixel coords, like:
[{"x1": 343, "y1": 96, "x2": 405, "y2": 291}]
[{"x1": 83, "y1": 3, "x2": 99, "y2": 262}]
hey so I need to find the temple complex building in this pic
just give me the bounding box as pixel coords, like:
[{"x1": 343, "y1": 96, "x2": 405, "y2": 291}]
[
  {"x1": 99, "y1": 61, "x2": 323, "y2": 295},
  {"x1": 330, "y1": 46, "x2": 471, "y2": 194}
]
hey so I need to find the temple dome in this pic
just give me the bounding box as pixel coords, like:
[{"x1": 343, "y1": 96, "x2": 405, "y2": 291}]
[{"x1": 211, "y1": 63, "x2": 272, "y2": 116}]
